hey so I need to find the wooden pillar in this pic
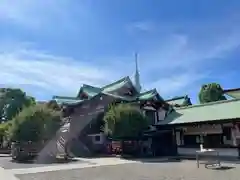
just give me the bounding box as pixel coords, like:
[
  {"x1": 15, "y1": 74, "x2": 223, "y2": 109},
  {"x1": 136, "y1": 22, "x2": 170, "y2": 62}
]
[
  {"x1": 220, "y1": 124, "x2": 224, "y2": 145},
  {"x1": 172, "y1": 128, "x2": 178, "y2": 156}
]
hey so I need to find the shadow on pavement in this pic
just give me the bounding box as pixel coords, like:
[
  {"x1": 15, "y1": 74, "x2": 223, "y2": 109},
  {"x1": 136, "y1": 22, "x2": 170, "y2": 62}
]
[
  {"x1": 207, "y1": 166, "x2": 235, "y2": 171},
  {"x1": 73, "y1": 153, "x2": 183, "y2": 163},
  {"x1": 120, "y1": 155, "x2": 182, "y2": 163},
  {"x1": 133, "y1": 158, "x2": 181, "y2": 163},
  {"x1": 11, "y1": 158, "x2": 79, "y2": 164},
  {"x1": 180, "y1": 156, "x2": 240, "y2": 164}
]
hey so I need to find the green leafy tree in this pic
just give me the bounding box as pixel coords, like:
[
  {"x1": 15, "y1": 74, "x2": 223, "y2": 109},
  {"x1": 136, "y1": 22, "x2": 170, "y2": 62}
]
[
  {"x1": 0, "y1": 88, "x2": 36, "y2": 122},
  {"x1": 103, "y1": 104, "x2": 149, "y2": 139},
  {"x1": 46, "y1": 100, "x2": 61, "y2": 111},
  {"x1": 199, "y1": 83, "x2": 226, "y2": 103},
  {"x1": 8, "y1": 104, "x2": 61, "y2": 142},
  {"x1": 0, "y1": 122, "x2": 12, "y2": 144}
]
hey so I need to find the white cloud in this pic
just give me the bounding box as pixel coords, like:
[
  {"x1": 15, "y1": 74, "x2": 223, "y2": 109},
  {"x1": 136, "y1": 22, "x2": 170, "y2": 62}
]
[
  {"x1": 1, "y1": 1, "x2": 239, "y2": 101},
  {"x1": 0, "y1": 0, "x2": 79, "y2": 29},
  {"x1": 0, "y1": 28, "x2": 239, "y2": 100},
  {"x1": 1, "y1": 30, "x2": 239, "y2": 100},
  {"x1": 0, "y1": 48, "x2": 123, "y2": 98},
  {"x1": 138, "y1": 32, "x2": 240, "y2": 97},
  {"x1": 141, "y1": 32, "x2": 240, "y2": 73},
  {"x1": 126, "y1": 21, "x2": 156, "y2": 33},
  {"x1": 148, "y1": 72, "x2": 209, "y2": 95}
]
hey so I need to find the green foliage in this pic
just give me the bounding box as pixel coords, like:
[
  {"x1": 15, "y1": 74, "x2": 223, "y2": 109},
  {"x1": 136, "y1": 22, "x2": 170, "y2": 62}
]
[
  {"x1": 0, "y1": 88, "x2": 36, "y2": 122},
  {"x1": 0, "y1": 122, "x2": 12, "y2": 142},
  {"x1": 199, "y1": 83, "x2": 227, "y2": 103},
  {"x1": 46, "y1": 100, "x2": 61, "y2": 110},
  {"x1": 103, "y1": 104, "x2": 149, "y2": 139},
  {"x1": 8, "y1": 104, "x2": 61, "y2": 142}
]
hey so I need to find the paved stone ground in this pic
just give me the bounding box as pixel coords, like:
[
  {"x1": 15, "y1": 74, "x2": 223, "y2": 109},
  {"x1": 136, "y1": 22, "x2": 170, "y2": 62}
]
[
  {"x1": 0, "y1": 156, "x2": 85, "y2": 169},
  {"x1": 1, "y1": 156, "x2": 240, "y2": 180},
  {"x1": 15, "y1": 160, "x2": 240, "y2": 180}
]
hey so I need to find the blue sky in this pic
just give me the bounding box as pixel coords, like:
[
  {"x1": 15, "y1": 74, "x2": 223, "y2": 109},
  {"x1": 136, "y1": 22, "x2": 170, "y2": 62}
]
[{"x1": 0, "y1": 0, "x2": 240, "y2": 103}]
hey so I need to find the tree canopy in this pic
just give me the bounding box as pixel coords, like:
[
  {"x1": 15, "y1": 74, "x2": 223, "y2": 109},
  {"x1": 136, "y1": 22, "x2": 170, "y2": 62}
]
[
  {"x1": 103, "y1": 104, "x2": 149, "y2": 139},
  {"x1": 198, "y1": 83, "x2": 226, "y2": 104},
  {"x1": 8, "y1": 104, "x2": 62, "y2": 142},
  {"x1": 0, "y1": 88, "x2": 36, "y2": 122},
  {"x1": 46, "y1": 100, "x2": 61, "y2": 111},
  {"x1": 0, "y1": 121, "x2": 12, "y2": 143}
]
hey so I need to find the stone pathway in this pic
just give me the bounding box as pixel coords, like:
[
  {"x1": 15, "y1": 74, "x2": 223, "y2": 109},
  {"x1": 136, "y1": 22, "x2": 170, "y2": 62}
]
[
  {"x1": 1, "y1": 157, "x2": 240, "y2": 180},
  {"x1": 0, "y1": 167, "x2": 19, "y2": 180},
  {"x1": 0, "y1": 157, "x2": 138, "y2": 179}
]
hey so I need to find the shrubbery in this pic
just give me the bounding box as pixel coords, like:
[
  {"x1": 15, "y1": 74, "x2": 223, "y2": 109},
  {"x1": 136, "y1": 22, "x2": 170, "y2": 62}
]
[
  {"x1": 8, "y1": 104, "x2": 62, "y2": 142},
  {"x1": 103, "y1": 104, "x2": 149, "y2": 139}
]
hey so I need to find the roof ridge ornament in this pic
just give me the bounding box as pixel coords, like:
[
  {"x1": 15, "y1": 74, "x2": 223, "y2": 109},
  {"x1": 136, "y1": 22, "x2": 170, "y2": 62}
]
[{"x1": 134, "y1": 52, "x2": 141, "y2": 93}]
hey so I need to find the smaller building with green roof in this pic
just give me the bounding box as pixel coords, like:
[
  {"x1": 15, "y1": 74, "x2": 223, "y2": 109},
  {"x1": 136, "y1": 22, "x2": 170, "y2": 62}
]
[
  {"x1": 160, "y1": 98, "x2": 240, "y2": 125},
  {"x1": 165, "y1": 95, "x2": 192, "y2": 107},
  {"x1": 224, "y1": 88, "x2": 240, "y2": 99},
  {"x1": 159, "y1": 98, "x2": 240, "y2": 158}
]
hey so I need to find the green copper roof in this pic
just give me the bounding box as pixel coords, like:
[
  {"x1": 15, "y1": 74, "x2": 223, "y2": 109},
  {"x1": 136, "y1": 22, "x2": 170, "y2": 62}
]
[
  {"x1": 224, "y1": 88, "x2": 240, "y2": 99},
  {"x1": 102, "y1": 76, "x2": 131, "y2": 92},
  {"x1": 102, "y1": 92, "x2": 136, "y2": 102},
  {"x1": 166, "y1": 95, "x2": 191, "y2": 106},
  {"x1": 80, "y1": 84, "x2": 101, "y2": 97},
  {"x1": 53, "y1": 77, "x2": 166, "y2": 105},
  {"x1": 159, "y1": 98, "x2": 240, "y2": 125},
  {"x1": 53, "y1": 96, "x2": 83, "y2": 105},
  {"x1": 53, "y1": 96, "x2": 79, "y2": 100},
  {"x1": 76, "y1": 76, "x2": 135, "y2": 98},
  {"x1": 138, "y1": 89, "x2": 163, "y2": 101}
]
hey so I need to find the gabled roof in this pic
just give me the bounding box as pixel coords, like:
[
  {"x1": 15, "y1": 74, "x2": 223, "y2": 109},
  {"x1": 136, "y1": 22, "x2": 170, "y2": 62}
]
[
  {"x1": 224, "y1": 88, "x2": 240, "y2": 99},
  {"x1": 76, "y1": 76, "x2": 136, "y2": 98},
  {"x1": 53, "y1": 77, "x2": 165, "y2": 105},
  {"x1": 77, "y1": 84, "x2": 101, "y2": 98},
  {"x1": 102, "y1": 92, "x2": 136, "y2": 102},
  {"x1": 138, "y1": 89, "x2": 164, "y2": 101},
  {"x1": 159, "y1": 98, "x2": 240, "y2": 125},
  {"x1": 52, "y1": 96, "x2": 83, "y2": 105},
  {"x1": 166, "y1": 95, "x2": 191, "y2": 107},
  {"x1": 102, "y1": 76, "x2": 131, "y2": 92}
]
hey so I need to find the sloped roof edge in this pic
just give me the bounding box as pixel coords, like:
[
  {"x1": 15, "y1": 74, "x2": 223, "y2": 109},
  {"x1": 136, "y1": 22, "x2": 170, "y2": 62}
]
[
  {"x1": 223, "y1": 88, "x2": 240, "y2": 93},
  {"x1": 175, "y1": 98, "x2": 240, "y2": 110},
  {"x1": 165, "y1": 95, "x2": 188, "y2": 102},
  {"x1": 159, "y1": 98, "x2": 240, "y2": 125},
  {"x1": 101, "y1": 76, "x2": 130, "y2": 90}
]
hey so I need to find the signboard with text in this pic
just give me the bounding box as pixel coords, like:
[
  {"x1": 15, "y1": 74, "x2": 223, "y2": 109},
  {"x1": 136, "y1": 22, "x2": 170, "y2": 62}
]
[{"x1": 183, "y1": 124, "x2": 222, "y2": 135}]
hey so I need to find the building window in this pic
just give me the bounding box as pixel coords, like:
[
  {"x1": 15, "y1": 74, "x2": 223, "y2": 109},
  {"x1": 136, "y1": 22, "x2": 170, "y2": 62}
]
[{"x1": 94, "y1": 135, "x2": 101, "y2": 142}]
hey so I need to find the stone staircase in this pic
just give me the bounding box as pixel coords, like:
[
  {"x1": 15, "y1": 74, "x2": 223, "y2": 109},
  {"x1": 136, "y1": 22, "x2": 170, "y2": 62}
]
[{"x1": 36, "y1": 94, "x2": 116, "y2": 162}]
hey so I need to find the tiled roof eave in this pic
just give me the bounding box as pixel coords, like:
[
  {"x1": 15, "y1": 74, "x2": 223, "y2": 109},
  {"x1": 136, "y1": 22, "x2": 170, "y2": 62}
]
[{"x1": 160, "y1": 98, "x2": 240, "y2": 125}]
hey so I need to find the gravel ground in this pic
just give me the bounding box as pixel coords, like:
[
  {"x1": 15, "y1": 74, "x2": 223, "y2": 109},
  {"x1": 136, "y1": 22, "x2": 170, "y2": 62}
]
[{"x1": 16, "y1": 160, "x2": 239, "y2": 180}]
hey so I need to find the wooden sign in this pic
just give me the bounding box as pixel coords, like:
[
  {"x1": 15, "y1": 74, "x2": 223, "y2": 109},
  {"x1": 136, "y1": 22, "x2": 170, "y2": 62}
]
[{"x1": 184, "y1": 124, "x2": 222, "y2": 135}]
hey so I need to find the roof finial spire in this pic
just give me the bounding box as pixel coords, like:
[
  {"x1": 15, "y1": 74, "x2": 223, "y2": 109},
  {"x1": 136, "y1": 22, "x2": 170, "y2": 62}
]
[
  {"x1": 134, "y1": 52, "x2": 141, "y2": 93},
  {"x1": 135, "y1": 52, "x2": 138, "y2": 73}
]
